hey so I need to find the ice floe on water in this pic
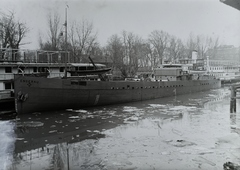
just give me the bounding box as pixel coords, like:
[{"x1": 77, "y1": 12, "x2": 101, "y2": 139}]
[
  {"x1": 66, "y1": 109, "x2": 88, "y2": 113},
  {"x1": 215, "y1": 133, "x2": 240, "y2": 149},
  {"x1": 69, "y1": 116, "x2": 80, "y2": 119},
  {"x1": 122, "y1": 106, "x2": 143, "y2": 113},
  {"x1": 17, "y1": 121, "x2": 44, "y2": 127},
  {"x1": 105, "y1": 111, "x2": 116, "y2": 116},
  {"x1": 147, "y1": 103, "x2": 197, "y2": 112},
  {"x1": 164, "y1": 139, "x2": 197, "y2": 147},
  {"x1": 207, "y1": 94, "x2": 218, "y2": 97},
  {"x1": 123, "y1": 116, "x2": 139, "y2": 123},
  {"x1": 0, "y1": 121, "x2": 15, "y2": 170},
  {"x1": 168, "y1": 105, "x2": 197, "y2": 111},
  {"x1": 122, "y1": 106, "x2": 144, "y2": 118},
  {"x1": 146, "y1": 103, "x2": 197, "y2": 118},
  {"x1": 148, "y1": 104, "x2": 166, "y2": 108}
]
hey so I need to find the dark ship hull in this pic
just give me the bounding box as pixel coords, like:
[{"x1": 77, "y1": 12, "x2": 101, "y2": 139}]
[{"x1": 14, "y1": 75, "x2": 221, "y2": 114}]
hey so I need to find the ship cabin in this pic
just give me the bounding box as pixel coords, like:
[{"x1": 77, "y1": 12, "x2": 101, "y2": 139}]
[
  {"x1": 154, "y1": 64, "x2": 191, "y2": 81},
  {"x1": 0, "y1": 62, "x2": 67, "y2": 101},
  {"x1": 154, "y1": 64, "x2": 216, "y2": 82}
]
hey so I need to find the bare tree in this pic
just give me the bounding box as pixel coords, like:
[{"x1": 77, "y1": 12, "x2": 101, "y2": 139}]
[
  {"x1": 0, "y1": 12, "x2": 28, "y2": 59},
  {"x1": 209, "y1": 37, "x2": 219, "y2": 50},
  {"x1": 204, "y1": 36, "x2": 220, "y2": 59},
  {"x1": 185, "y1": 33, "x2": 220, "y2": 59},
  {"x1": 39, "y1": 12, "x2": 62, "y2": 50},
  {"x1": 106, "y1": 31, "x2": 145, "y2": 77},
  {"x1": 76, "y1": 20, "x2": 98, "y2": 55},
  {"x1": 122, "y1": 31, "x2": 146, "y2": 77},
  {"x1": 185, "y1": 33, "x2": 198, "y2": 59},
  {"x1": 196, "y1": 35, "x2": 209, "y2": 58},
  {"x1": 68, "y1": 19, "x2": 98, "y2": 62},
  {"x1": 136, "y1": 42, "x2": 150, "y2": 68},
  {"x1": 48, "y1": 12, "x2": 61, "y2": 50},
  {"x1": 68, "y1": 21, "x2": 78, "y2": 61},
  {"x1": 148, "y1": 30, "x2": 170, "y2": 65},
  {"x1": 139, "y1": 43, "x2": 159, "y2": 68},
  {"x1": 122, "y1": 31, "x2": 135, "y2": 75},
  {"x1": 39, "y1": 12, "x2": 99, "y2": 63},
  {"x1": 106, "y1": 34, "x2": 125, "y2": 76},
  {"x1": 167, "y1": 36, "x2": 185, "y2": 62}
]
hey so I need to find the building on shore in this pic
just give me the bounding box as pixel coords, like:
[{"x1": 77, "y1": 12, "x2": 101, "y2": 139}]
[{"x1": 206, "y1": 45, "x2": 240, "y2": 79}]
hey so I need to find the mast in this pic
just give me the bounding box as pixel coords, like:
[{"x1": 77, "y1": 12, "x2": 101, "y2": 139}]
[
  {"x1": 88, "y1": 56, "x2": 106, "y2": 81},
  {"x1": 65, "y1": 5, "x2": 68, "y2": 47},
  {"x1": 64, "y1": 5, "x2": 68, "y2": 78}
]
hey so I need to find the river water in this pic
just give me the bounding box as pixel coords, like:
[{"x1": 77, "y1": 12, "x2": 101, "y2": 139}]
[{"x1": 1, "y1": 86, "x2": 240, "y2": 170}]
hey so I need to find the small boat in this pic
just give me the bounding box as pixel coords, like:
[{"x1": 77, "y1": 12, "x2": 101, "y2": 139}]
[
  {"x1": 67, "y1": 63, "x2": 111, "y2": 76},
  {"x1": 14, "y1": 63, "x2": 221, "y2": 114}
]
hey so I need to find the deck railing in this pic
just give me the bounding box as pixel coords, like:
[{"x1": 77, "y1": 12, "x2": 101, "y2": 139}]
[
  {"x1": 0, "y1": 49, "x2": 71, "y2": 63},
  {"x1": 0, "y1": 90, "x2": 12, "y2": 99},
  {"x1": 0, "y1": 73, "x2": 65, "y2": 80},
  {"x1": 0, "y1": 74, "x2": 14, "y2": 80}
]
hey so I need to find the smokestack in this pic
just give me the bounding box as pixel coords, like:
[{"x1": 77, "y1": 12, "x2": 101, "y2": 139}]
[{"x1": 192, "y1": 50, "x2": 198, "y2": 64}]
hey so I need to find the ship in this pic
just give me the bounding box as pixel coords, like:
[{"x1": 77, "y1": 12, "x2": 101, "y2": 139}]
[
  {"x1": 14, "y1": 62, "x2": 221, "y2": 114},
  {"x1": 0, "y1": 49, "x2": 73, "y2": 111}
]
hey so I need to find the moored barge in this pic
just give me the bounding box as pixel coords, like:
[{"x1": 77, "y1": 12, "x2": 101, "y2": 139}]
[{"x1": 14, "y1": 64, "x2": 221, "y2": 114}]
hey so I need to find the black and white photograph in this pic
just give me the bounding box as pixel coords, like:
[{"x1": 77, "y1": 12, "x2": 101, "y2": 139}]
[{"x1": 0, "y1": 0, "x2": 240, "y2": 169}]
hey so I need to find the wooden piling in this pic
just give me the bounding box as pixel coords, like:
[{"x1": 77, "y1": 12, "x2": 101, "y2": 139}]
[{"x1": 230, "y1": 85, "x2": 237, "y2": 113}]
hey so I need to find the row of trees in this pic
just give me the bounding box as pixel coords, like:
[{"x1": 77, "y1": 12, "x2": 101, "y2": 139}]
[
  {"x1": 38, "y1": 12, "x2": 220, "y2": 77},
  {"x1": 106, "y1": 31, "x2": 220, "y2": 77},
  {"x1": 0, "y1": 11, "x2": 220, "y2": 77},
  {"x1": 38, "y1": 12, "x2": 100, "y2": 63}
]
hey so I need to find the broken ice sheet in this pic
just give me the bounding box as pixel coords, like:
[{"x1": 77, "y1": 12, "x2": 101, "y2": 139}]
[
  {"x1": 172, "y1": 128, "x2": 183, "y2": 136},
  {"x1": 124, "y1": 116, "x2": 139, "y2": 122},
  {"x1": 216, "y1": 133, "x2": 240, "y2": 148},
  {"x1": 66, "y1": 109, "x2": 88, "y2": 113},
  {"x1": 17, "y1": 121, "x2": 44, "y2": 127},
  {"x1": 161, "y1": 151, "x2": 171, "y2": 155},
  {"x1": 148, "y1": 104, "x2": 166, "y2": 108},
  {"x1": 192, "y1": 156, "x2": 216, "y2": 166},
  {"x1": 167, "y1": 139, "x2": 196, "y2": 147},
  {"x1": 69, "y1": 116, "x2": 80, "y2": 119},
  {"x1": 169, "y1": 105, "x2": 197, "y2": 111}
]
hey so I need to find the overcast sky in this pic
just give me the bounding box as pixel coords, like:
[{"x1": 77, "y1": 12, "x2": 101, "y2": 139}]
[{"x1": 1, "y1": 0, "x2": 240, "y2": 49}]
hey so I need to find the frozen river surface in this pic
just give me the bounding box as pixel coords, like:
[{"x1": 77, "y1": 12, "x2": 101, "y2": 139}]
[{"x1": 1, "y1": 87, "x2": 240, "y2": 170}]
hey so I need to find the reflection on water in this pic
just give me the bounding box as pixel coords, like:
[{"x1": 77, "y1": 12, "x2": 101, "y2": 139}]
[
  {"x1": 1, "y1": 87, "x2": 240, "y2": 169},
  {"x1": 230, "y1": 99, "x2": 240, "y2": 135}
]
